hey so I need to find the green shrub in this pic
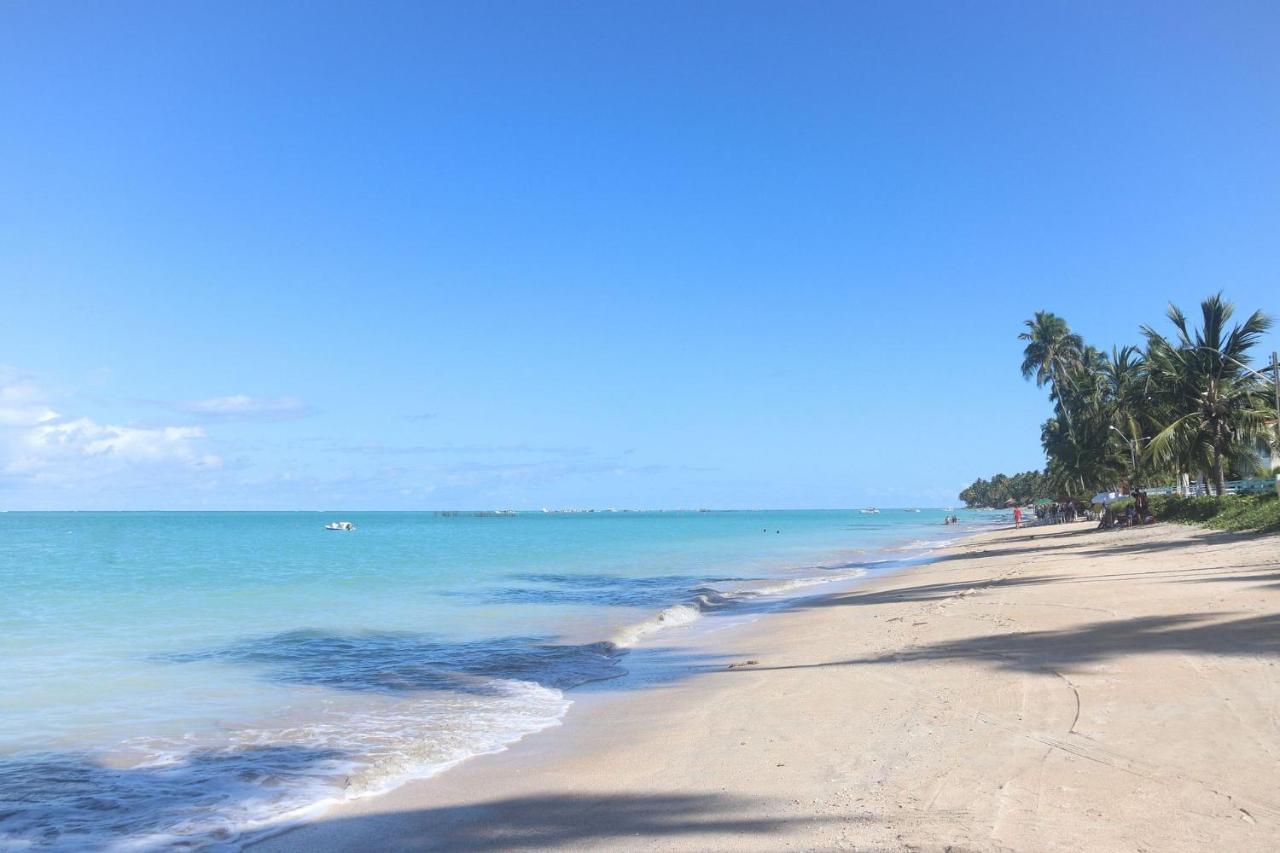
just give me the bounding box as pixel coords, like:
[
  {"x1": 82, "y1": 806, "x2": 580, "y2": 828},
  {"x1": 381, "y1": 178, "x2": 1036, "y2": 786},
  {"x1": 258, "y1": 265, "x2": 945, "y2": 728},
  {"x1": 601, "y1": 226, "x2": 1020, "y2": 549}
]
[{"x1": 1150, "y1": 493, "x2": 1280, "y2": 533}]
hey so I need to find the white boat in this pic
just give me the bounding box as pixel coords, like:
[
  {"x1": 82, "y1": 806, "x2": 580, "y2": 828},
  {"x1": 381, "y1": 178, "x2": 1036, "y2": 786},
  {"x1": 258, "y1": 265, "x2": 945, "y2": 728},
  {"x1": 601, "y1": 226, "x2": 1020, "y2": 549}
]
[
  {"x1": 325, "y1": 521, "x2": 355, "y2": 531},
  {"x1": 859, "y1": 508, "x2": 880, "y2": 514}
]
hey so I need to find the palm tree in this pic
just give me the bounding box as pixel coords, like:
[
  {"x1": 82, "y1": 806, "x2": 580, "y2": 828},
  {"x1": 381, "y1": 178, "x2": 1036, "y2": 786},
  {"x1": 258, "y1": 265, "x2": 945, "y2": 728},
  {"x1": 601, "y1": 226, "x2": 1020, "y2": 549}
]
[
  {"x1": 1142, "y1": 293, "x2": 1273, "y2": 495},
  {"x1": 1034, "y1": 344, "x2": 1116, "y2": 493},
  {"x1": 1101, "y1": 345, "x2": 1152, "y2": 484},
  {"x1": 1040, "y1": 368, "x2": 1127, "y2": 495},
  {"x1": 1019, "y1": 311, "x2": 1084, "y2": 397}
]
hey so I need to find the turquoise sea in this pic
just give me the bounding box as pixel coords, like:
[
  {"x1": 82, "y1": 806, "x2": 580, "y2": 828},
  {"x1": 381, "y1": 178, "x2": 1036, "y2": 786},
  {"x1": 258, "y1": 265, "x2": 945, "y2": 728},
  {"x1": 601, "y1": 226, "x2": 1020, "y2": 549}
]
[{"x1": 0, "y1": 509, "x2": 1002, "y2": 850}]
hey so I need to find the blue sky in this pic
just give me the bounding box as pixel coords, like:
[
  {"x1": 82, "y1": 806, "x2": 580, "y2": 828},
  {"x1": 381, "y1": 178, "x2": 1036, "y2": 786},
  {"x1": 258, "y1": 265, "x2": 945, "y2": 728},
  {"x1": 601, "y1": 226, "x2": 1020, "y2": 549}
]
[{"x1": 1, "y1": 1, "x2": 1277, "y2": 509}]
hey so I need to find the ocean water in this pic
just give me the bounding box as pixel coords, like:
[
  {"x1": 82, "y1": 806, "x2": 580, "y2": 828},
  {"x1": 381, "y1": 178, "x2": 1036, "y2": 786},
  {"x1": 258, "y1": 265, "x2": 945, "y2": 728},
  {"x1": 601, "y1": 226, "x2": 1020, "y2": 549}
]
[{"x1": 0, "y1": 509, "x2": 1001, "y2": 850}]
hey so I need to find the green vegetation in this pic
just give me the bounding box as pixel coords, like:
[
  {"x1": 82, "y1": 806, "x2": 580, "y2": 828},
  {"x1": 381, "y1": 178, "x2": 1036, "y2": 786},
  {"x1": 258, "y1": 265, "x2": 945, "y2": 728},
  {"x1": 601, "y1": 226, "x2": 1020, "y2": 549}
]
[
  {"x1": 960, "y1": 292, "x2": 1278, "y2": 511},
  {"x1": 1033, "y1": 294, "x2": 1276, "y2": 495},
  {"x1": 958, "y1": 471, "x2": 1051, "y2": 508},
  {"x1": 1150, "y1": 493, "x2": 1280, "y2": 534},
  {"x1": 1142, "y1": 296, "x2": 1275, "y2": 495}
]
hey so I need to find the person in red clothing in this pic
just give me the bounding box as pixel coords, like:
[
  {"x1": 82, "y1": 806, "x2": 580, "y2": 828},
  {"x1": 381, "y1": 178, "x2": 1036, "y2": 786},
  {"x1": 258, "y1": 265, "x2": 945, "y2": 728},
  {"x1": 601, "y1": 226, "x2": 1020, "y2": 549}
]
[{"x1": 1013, "y1": 505, "x2": 1022, "y2": 528}]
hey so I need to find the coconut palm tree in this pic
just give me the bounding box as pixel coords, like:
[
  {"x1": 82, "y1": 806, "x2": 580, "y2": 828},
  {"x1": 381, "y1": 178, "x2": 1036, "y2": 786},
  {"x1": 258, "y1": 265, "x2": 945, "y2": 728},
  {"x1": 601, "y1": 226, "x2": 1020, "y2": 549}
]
[
  {"x1": 1100, "y1": 345, "x2": 1153, "y2": 484},
  {"x1": 1031, "y1": 345, "x2": 1114, "y2": 492},
  {"x1": 1019, "y1": 311, "x2": 1084, "y2": 397},
  {"x1": 1142, "y1": 293, "x2": 1273, "y2": 495},
  {"x1": 1040, "y1": 360, "x2": 1128, "y2": 495}
]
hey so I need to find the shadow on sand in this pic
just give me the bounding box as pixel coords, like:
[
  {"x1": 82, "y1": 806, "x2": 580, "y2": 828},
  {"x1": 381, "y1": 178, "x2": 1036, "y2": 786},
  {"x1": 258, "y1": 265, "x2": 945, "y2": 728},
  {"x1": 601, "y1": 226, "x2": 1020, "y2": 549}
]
[
  {"x1": 726, "y1": 525, "x2": 1280, "y2": 676},
  {"x1": 913, "y1": 524, "x2": 1270, "y2": 566},
  {"x1": 730, "y1": 610, "x2": 1280, "y2": 676},
  {"x1": 251, "y1": 792, "x2": 849, "y2": 852}
]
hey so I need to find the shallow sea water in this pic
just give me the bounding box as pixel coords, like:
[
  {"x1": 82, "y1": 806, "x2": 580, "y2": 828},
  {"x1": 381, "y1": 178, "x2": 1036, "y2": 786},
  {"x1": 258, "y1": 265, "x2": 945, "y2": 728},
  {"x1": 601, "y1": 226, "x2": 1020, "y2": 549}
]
[{"x1": 0, "y1": 509, "x2": 1002, "y2": 850}]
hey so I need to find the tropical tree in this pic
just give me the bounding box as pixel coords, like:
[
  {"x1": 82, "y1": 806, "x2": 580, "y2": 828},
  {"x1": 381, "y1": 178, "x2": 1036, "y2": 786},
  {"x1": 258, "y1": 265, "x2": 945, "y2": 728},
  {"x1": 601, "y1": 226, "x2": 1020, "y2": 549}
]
[
  {"x1": 1099, "y1": 345, "x2": 1157, "y2": 485},
  {"x1": 1032, "y1": 345, "x2": 1120, "y2": 493},
  {"x1": 1141, "y1": 293, "x2": 1273, "y2": 495},
  {"x1": 1040, "y1": 406, "x2": 1122, "y2": 495},
  {"x1": 1019, "y1": 311, "x2": 1085, "y2": 401},
  {"x1": 958, "y1": 470, "x2": 1051, "y2": 507}
]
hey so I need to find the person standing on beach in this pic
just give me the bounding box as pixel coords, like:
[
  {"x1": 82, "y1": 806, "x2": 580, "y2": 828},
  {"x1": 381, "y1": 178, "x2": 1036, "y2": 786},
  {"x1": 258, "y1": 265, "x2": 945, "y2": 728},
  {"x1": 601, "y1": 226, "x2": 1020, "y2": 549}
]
[{"x1": 1013, "y1": 506, "x2": 1022, "y2": 528}]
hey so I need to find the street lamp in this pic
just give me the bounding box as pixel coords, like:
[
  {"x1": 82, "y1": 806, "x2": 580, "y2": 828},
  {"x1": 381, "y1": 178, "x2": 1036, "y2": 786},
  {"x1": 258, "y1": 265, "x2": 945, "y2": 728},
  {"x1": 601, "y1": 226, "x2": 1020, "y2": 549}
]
[{"x1": 1109, "y1": 425, "x2": 1148, "y2": 483}]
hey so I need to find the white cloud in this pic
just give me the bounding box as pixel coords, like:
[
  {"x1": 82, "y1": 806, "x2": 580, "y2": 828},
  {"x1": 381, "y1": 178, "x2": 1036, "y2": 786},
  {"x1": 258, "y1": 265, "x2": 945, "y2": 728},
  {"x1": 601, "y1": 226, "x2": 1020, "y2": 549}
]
[
  {"x1": 0, "y1": 368, "x2": 59, "y2": 426},
  {"x1": 6, "y1": 418, "x2": 221, "y2": 476},
  {"x1": 32, "y1": 419, "x2": 215, "y2": 463},
  {"x1": 0, "y1": 371, "x2": 222, "y2": 492},
  {"x1": 179, "y1": 395, "x2": 306, "y2": 417}
]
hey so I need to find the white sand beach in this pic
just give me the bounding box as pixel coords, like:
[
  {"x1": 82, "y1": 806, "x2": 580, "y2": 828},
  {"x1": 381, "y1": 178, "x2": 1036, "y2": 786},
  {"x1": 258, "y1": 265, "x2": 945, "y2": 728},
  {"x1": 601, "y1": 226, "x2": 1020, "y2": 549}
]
[{"x1": 254, "y1": 521, "x2": 1280, "y2": 852}]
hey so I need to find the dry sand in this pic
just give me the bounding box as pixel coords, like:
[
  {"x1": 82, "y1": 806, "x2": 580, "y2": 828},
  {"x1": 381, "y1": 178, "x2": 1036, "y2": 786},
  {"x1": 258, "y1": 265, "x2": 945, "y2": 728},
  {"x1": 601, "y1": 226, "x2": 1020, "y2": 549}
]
[{"x1": 253, "y1": 521, "x2": 1280, "y2": 852}]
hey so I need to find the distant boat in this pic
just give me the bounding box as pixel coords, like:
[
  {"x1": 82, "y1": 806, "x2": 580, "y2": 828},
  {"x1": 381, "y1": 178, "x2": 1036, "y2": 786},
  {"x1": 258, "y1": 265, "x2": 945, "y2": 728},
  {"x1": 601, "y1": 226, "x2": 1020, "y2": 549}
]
[
  {"x1": 324, "y1": 521, "x2": 355, "y2": 531},
  {"x1": 859, "y1": 508, "x2": 880, "y2": 514},
  {"x1": 903, "y1": 508, "x2": 921, "y2": 513}
]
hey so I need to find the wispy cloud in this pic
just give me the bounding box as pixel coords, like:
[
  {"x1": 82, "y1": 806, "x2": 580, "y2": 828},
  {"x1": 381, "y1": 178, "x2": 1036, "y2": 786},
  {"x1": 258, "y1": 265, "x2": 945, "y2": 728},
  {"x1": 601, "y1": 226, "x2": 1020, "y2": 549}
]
[
  {"x1": 7, "y1": 420, "x2": 220, "y2": 474},
  {"x1": 0, "y1": 367, "x2": 59, "y2": 427},
  {"x1": 329, "y1": 442, "x2": 591, "y2": 457},
  {"x1": 428, "y1": 458, "x2": 618, "y2": 489},
  {"x1": 630, "y1": 463, "x2": 721, "y2": 474},
  {"x1": 179, "y1": 395, "x2": 306, "y2": 418},
  {"x1": 0, "y1": 369, "x2": 721, "y2": 509},
  {"x1": 0, "y1": 370, "x2": 221, "y2": 492}
]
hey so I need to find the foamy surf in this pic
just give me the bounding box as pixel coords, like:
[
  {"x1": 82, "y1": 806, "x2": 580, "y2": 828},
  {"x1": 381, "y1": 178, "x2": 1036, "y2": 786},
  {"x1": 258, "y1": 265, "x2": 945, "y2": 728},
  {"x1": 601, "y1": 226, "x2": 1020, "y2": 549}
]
[
  {"x1": 608, "y1": 567, "x2": 868, "y2": 649},
  {"x1": 1, "y1": 678, "x2": 574, "y2": 852}
]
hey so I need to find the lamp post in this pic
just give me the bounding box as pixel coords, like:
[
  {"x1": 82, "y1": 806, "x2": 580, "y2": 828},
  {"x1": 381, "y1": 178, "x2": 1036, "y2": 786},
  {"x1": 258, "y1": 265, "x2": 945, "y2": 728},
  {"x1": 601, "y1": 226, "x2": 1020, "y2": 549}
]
[{"x1": 1109, "y1": 425, "x2": 1147, "y2": 486}]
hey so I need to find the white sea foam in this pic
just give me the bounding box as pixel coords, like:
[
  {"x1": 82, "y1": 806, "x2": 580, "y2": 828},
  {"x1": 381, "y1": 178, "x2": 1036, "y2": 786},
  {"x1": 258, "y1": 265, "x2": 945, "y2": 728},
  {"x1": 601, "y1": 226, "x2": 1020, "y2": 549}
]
[
  {"x1": 610, "y1": 602, "x2": 707, "y2": 648},
  {"x1": 608, "y1": 568, "x2": 866, "y2": 649},
  {"x1": 4, "y1": 679, "x2": 574, "y2": 852}
]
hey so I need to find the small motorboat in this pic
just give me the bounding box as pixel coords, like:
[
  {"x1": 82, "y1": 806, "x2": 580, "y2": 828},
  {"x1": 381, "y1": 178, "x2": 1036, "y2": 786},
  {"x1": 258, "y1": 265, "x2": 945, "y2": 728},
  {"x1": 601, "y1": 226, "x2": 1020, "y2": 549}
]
[
  {"x1": 325, "y1": 521, "x2": 356, "y2": 531},
  {"x1": 859, "y1": 508, "x2": 880, "y2": 514}
]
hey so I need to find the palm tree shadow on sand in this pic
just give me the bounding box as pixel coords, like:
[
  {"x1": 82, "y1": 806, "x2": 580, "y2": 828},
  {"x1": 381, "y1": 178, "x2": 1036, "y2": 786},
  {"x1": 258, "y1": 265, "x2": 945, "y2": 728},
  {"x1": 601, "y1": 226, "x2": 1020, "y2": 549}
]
[
  {"x1": 250, "y1": 792, "x2": 851, "y2": 852},
  {"x1": 736, "y1": 611, "x2": 1280, "y2": 676}
]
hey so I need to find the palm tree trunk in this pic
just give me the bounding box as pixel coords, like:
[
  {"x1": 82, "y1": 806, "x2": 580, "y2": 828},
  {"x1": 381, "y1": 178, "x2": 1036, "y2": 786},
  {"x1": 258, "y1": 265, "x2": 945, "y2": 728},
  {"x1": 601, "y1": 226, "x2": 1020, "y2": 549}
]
[{"x1": 1212, "y1": 449, "x2": 1226, "y2": 497}]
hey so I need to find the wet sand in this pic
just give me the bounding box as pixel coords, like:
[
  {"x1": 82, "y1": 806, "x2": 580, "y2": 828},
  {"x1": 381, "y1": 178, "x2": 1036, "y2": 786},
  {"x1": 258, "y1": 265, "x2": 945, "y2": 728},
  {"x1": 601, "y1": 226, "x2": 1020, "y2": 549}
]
[{"x1": 253, "y1": 521, "x2": 1280, "y2": 852}]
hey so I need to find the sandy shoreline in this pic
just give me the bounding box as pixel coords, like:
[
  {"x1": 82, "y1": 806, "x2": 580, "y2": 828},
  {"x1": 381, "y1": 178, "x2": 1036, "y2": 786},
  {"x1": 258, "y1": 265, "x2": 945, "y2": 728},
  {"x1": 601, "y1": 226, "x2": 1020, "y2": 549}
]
[{"x1": 253, "y1": 521, "x2": 1280, "y2": 852}]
